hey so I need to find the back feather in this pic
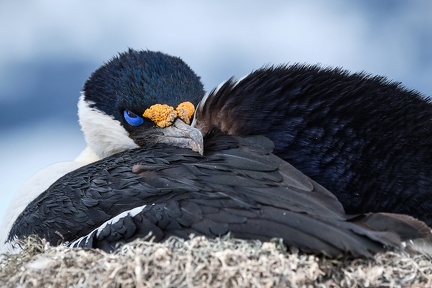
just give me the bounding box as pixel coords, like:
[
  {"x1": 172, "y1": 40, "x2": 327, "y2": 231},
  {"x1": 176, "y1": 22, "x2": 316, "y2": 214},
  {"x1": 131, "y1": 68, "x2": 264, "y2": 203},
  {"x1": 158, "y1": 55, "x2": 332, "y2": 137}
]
[{"x1": 9, "y1": 134, "x2": 431, "y2": 258}]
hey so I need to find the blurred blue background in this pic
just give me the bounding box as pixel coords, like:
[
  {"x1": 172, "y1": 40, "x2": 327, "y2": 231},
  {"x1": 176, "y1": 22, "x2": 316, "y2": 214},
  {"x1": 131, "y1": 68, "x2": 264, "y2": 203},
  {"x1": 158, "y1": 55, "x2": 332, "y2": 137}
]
[{"x1": 1, "y1": 0, "x2": 431, "y2": 223}]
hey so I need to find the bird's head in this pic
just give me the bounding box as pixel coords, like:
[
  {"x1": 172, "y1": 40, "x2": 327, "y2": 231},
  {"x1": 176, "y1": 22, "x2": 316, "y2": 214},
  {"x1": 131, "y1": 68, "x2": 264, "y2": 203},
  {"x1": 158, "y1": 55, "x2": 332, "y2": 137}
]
[{"x1": 78, "y1": 49, "x2": 205, "y2": 159}]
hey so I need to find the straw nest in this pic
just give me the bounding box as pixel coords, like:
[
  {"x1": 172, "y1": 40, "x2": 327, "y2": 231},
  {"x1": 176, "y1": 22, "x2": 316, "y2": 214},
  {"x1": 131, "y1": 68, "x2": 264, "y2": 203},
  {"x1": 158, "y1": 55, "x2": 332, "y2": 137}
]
[{"x1": 1, "y1": 235, "x2": 432, "y2": 288}]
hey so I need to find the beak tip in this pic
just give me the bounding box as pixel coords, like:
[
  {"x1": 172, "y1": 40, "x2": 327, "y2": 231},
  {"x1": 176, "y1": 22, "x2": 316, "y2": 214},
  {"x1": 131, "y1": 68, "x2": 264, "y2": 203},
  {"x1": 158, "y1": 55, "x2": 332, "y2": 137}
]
[
  {"x1": 155, "y1": 118, "x2": 205, "y2": 155},
  {"x1": 190, "y1": 139, "x2": 204, "y2": 155}
]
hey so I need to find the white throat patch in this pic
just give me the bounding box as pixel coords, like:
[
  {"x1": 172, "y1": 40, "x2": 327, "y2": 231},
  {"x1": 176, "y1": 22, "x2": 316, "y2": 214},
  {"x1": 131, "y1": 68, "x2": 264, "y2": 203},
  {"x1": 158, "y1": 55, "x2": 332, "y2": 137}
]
[{"x1": 77, "y1": 94, "x2": 139, "y2": 159}]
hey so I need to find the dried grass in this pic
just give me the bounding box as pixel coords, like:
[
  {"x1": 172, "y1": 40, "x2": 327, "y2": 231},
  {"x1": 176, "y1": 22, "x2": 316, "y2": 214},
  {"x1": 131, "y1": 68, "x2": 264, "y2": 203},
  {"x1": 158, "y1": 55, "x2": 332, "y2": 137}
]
[{"x1": 1, "y1": 235, "x2": 432, "y2": 288}]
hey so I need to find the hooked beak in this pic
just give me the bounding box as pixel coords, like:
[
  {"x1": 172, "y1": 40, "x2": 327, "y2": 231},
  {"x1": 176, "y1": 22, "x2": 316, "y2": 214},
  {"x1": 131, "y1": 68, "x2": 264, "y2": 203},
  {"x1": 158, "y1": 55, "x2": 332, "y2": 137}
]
[
  {"x1": 133, "y1": 118, "x2": 204, "y2": 155},
  {"x1": 159, "y1": 118, "x2": 204, "y2": 155}
]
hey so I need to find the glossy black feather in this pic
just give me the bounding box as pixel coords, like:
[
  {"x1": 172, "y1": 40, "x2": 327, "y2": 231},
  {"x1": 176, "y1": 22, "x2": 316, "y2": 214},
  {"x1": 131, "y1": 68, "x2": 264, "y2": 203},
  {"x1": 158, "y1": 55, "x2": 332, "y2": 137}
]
[
  {"x1": 85, "y1": 48, "x2": 204, "y2": 122},
  {"x1": 9, "y1": 135, "x2": 429, "y2": 258},
  {"x1": 194, "y1": 66, "x2": 432, "y2": 225},
  {"x1": 83, "y1": 49, "x2": 205, "y2": 138}
]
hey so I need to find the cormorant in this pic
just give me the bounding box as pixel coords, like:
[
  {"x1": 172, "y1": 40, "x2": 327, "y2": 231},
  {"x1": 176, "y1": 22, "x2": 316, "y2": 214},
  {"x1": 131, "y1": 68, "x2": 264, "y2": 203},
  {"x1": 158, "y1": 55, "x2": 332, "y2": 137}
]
[
  {"x1": 0, "y1": 49, "x2": 205, "y2": 253},
  {"x1": 5, "y1": 49, "x2": 431, "y2": 258},
  {"x1": 192, "y1": 66, "x2": 432, "y2": 226}
]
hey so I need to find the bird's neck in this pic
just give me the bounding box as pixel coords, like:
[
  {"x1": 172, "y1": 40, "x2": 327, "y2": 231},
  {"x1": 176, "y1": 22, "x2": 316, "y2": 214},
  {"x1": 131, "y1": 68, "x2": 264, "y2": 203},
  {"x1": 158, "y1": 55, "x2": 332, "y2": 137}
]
[
  {"x1": 78, "y1": 94, "x2": 139, "y2": 160},
  {"x1": 74, "y1": 146, "x2": 101, "y2": 163}
]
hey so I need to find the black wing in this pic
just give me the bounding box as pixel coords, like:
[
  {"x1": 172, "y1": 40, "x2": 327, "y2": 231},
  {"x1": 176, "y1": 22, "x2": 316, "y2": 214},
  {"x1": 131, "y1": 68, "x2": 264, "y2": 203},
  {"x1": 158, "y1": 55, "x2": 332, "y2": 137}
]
[
  {"x1": 9, "y1": 135, "x2": 430, "y2": 257},
  {"x1": 193, "y1": 65, "x2": 432, "y2": 226}
]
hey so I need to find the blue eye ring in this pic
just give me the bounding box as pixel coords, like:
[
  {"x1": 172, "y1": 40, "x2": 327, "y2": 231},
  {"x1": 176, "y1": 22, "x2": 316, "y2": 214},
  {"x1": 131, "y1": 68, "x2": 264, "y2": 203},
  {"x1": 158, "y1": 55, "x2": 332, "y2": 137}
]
[{"x1": 124, "y1": 110, "x2": 144, "y2": 126}]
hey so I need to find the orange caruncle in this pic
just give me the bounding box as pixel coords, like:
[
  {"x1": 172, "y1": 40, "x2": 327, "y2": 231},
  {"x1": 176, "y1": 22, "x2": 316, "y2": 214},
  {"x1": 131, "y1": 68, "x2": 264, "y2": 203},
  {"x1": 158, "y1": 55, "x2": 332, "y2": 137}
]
[
  {"x1": 143, "y1": 104, "x2": 177, "y2": 128},
  {"x1": 143, "y1": 102, "x2": 195, "y2": 127},
  {"x1": 176, "y1": 102, "x2": 195, "y2": 124}
]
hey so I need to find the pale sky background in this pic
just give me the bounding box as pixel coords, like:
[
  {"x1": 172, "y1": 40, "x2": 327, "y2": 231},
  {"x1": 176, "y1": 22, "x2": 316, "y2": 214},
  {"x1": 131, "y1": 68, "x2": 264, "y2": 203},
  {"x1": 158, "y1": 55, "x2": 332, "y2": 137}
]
[{"x1": 1, "y1": 0, "x2": 431, "y2": 225}]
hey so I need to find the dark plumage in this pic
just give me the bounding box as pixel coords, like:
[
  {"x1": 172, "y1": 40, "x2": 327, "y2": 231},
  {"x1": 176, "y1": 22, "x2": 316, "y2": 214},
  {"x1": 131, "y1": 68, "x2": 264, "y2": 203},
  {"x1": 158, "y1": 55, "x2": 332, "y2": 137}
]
[
  {"x1": 193, "y1": 65, "x2": 432, "y2": 225},
  {"x1": 0, "y1": 49, "x2": 206, "y2": 253},
  {"x1": 80, "y1": 48, "x2": 206, "y2": 158},
  {"x1": 7, "y1": 50, "x2": 432, "y2": 258},
  {"x1": 85, "y1": 48, "x2": 204, "y2": 126},
  {"x1": 8, "y1": 134, "x2": 430, "y2": 258}
]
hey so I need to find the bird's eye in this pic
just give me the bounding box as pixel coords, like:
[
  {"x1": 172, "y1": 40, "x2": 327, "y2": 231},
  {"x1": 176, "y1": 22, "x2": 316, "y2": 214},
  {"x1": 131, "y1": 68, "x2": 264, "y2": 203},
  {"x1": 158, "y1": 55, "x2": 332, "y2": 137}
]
[{"x1": 123, "y1": 110, "x2": 144, "y2": 126}]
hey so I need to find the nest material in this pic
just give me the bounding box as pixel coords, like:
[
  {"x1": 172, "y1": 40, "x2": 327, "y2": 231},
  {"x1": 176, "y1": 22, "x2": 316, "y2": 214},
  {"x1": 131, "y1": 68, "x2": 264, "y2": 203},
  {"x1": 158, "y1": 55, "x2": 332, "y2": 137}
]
[{"x1": 1, "y1": 236, "x2": 432, "y2": 288}]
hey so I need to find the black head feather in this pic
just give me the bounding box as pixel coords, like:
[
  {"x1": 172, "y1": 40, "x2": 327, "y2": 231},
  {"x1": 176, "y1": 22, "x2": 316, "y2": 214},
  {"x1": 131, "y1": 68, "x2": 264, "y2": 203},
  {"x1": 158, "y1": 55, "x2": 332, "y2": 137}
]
[
  {"x1": 83, "y1": 48, "x2": 205, "y2": 133},
  {"x1": 78, "y1": 49, "x2": 205, "y2": 157}
]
